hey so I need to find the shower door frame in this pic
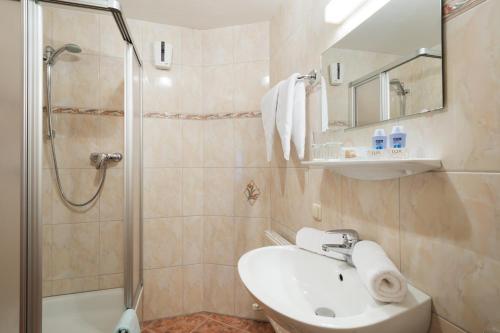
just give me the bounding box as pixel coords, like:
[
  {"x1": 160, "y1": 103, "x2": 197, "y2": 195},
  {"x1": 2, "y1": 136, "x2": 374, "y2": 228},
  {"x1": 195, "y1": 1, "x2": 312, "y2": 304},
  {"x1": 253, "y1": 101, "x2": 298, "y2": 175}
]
[{"x1": 24, "y1": 0, "x2": 144, "y2": 332}]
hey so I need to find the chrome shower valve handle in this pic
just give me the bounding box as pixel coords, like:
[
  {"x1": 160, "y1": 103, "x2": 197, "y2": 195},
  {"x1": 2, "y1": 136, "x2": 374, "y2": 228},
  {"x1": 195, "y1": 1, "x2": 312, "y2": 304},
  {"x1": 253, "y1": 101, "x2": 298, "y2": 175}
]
[{"x1": 90, "y1": 152, "x2": 123, "y2": 169}]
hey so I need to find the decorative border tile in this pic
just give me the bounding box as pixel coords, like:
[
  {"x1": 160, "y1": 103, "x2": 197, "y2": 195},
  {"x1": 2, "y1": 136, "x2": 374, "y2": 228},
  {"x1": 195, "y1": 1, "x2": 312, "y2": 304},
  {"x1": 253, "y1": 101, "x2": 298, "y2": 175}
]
[
  {"x1": 48, "y1": 107, "x2": 124, "y2": 117},
  {"x1": 443, "y1": 0, "x2": 487, "y2": 21},
  {"x1": 48, "y1": 107, "x2": 262, "y2": 120},
  {"x1": 144, "y1": 111, "x2": 262, "y2": 120}
]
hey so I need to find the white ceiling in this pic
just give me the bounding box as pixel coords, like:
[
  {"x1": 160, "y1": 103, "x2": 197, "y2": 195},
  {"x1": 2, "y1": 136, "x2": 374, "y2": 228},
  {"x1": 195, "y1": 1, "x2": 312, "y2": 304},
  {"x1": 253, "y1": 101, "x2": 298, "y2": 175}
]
[{"x1": 118, "y1": 0, "x2": 284, "y2": 29}]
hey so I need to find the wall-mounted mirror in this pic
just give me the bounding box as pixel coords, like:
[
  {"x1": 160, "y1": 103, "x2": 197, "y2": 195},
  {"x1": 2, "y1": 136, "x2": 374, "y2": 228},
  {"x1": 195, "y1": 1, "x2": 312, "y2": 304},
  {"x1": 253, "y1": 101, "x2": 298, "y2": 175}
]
[{"x1": 322, "y1": 0, "x2": 443, "y2": 129}]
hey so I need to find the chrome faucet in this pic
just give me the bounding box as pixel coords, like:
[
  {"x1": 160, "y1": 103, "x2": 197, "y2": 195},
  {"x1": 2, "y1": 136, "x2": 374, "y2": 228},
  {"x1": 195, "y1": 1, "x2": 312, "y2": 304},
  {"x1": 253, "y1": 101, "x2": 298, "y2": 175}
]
[{"x1": 322, "y1": 229, "x2": 360, "y2": 266}]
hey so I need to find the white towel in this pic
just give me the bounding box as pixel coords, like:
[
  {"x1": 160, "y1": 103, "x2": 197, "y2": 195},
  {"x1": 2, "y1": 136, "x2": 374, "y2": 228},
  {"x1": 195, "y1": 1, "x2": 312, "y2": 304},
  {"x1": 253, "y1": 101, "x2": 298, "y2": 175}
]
[
  {"x1": 114, "y1": 309, "x2": 141, "y2": 333},
  {"x1": 320, "y1": 75, "x2": 329, "y2": 132},
  {"x1": 292, "y1": 80, "x2": 306, "y2": 160},
  {"x1": 352, "y1": 241, "x2": 408, "y2": 303},
  {"x1": 296, "y1": 227, "x2": 345, "y2": 261},
  {"x1": 276, "y1": 73, "x2": 300, "y2": 160},
  {"x1": 260, "y1": 83, "x2": 281, "y2": 162}
]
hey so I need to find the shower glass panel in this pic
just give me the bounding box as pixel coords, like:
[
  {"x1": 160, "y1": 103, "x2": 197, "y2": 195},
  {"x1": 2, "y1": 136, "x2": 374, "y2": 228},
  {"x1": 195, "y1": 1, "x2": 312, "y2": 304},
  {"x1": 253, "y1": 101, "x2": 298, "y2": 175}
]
[
  {"x1": 34, "y1": 1, "x2": 143, "y2": 332},
  {"x1": 124, "y1": 43, "x2": 144, "y2": 310}
]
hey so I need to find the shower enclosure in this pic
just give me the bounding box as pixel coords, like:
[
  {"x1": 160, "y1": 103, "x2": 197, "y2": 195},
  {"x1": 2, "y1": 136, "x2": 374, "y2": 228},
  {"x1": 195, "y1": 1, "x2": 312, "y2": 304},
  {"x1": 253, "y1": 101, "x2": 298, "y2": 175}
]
[{"x1": 18, "y1": 0, "x2": 144, "y2": 332}]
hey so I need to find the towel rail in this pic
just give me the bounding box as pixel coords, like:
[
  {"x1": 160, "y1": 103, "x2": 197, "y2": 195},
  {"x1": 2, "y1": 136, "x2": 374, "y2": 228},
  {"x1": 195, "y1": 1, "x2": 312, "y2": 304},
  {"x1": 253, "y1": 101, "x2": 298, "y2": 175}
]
[{"x1": 298, "y1": 69, "x2": 319, "y2": 86}]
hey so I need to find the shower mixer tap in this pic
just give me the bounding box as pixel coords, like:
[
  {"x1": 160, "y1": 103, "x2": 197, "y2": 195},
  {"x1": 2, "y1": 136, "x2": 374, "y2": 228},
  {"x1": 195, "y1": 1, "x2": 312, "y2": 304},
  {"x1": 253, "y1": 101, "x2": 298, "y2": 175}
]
[{"x1": 90, "y1": 152, "x2": 123, "y2": 169}]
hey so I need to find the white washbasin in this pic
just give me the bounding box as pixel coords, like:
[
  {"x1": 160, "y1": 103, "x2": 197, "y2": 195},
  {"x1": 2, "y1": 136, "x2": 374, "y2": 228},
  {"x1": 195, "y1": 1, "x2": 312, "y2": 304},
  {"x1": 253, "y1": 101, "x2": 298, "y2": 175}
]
[{"x1": 238, "y1": 245, "x2": 431, "y2": 333}]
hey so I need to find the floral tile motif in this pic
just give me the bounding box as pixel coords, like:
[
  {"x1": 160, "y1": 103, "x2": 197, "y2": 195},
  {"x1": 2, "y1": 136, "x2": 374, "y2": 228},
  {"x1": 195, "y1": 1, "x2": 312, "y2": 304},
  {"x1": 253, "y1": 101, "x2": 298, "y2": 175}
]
[
  {"x1": 142, "y1": 312, "x2": 274, "y2": 333},
  {"x1": 244, "y1": 181, "x2": 261, "y2": 206}
]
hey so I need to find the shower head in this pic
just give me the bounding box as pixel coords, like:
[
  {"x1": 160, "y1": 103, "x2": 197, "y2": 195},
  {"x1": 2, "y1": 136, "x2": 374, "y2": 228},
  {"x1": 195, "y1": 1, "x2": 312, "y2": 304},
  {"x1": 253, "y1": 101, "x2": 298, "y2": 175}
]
[
  {"x1": 390, "y1": 79, "x2": 410, "y2": 96},
  {"x1": 44, "y1": 43, "x2": 82, "y2": 65}
]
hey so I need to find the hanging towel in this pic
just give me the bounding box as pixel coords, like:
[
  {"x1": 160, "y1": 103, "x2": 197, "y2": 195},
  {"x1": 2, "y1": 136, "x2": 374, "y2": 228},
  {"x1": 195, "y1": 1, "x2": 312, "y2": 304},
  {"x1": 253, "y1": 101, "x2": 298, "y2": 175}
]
[
  {"x1": 320, "y1": 75, "x2": 329, "y2": 132},
  {"x1": 276, "y1": 73, "x2": 300, "y2": 160},
  {"x1": 296, "y1": 227, "x2": 345, "y2": 261},
  {"x1": 260, "y1": 83, "x2": 281, "y2": 162},
  {"x1": 114, "y1": 309, "x2": 141, "y2": 333},
  {"x1": 352, "y1": 240, "x2": 408, "y2": 303},
  {"x1": 292, "y1": 80, "x2": 306, "y2": 160}
]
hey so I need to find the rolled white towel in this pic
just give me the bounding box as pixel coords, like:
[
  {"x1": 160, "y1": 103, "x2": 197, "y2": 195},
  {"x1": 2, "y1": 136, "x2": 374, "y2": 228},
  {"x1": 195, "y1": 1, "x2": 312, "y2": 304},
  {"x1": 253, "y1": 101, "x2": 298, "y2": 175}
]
[
  {"x1": 352, "y1": 240, "x2": 408, "y2": 303},
  {"x1": 114, "y1": 309, "x2": 140, "y2": 333},
  {"x1": 296, "y1": 227, "x2": 345, "y2": 261}
]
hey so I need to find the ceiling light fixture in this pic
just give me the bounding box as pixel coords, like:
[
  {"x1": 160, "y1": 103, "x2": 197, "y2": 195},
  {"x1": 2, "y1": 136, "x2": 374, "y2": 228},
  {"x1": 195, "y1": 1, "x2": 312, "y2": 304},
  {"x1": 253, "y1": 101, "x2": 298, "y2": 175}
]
[{"x1": 324, "y1": 0, "x2": 371, "y2": 24}]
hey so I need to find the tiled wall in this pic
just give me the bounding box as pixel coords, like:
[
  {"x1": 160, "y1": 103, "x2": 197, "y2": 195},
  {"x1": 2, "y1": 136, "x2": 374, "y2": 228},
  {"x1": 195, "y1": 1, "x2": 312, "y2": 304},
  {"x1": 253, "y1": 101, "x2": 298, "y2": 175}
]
[
  {"x1": 42, "y1": 6, "x2": 126, "y2": 297},
  {"x1": 42, "y1": 5, "x2": 272, "y2": 320},
  {"x1": 269, "y1": 1, "x2": 499, "y2": 333},
  {"x1": 139, "y1": 22, "x2": 271, "y2": 321}
]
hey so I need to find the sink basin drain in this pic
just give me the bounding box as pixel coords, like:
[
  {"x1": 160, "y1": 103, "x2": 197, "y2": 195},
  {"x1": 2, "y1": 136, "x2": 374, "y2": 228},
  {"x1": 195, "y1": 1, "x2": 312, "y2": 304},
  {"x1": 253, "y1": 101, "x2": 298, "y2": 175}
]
[{"x1": 315, "y1": 307, "x2": 336, "y2": 317}]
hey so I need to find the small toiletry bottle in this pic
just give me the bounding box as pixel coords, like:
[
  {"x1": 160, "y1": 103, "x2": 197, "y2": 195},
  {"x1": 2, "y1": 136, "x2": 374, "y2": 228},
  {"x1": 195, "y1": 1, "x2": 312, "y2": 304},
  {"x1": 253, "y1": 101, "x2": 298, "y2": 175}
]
[
  {"x1": 389, "y1": 125, "x2": 407, "y2": 148},
  {"x1": 372, "y1": 129, "x2": 387, "y2": 150}
]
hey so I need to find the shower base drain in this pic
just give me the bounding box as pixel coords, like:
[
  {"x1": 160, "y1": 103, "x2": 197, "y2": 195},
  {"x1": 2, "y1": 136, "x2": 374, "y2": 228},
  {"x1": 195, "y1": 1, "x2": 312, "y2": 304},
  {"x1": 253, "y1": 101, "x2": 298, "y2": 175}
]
[{"x1": 315, "y1": 307, "x2": 336, "y2": 318}]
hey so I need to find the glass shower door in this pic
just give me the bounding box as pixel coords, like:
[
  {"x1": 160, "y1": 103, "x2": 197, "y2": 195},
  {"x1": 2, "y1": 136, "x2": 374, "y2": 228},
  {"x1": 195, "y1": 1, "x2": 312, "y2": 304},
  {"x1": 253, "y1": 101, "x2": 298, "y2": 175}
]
[{"x1": 124, "y1": 43, "x2": 144, "y2": 311}]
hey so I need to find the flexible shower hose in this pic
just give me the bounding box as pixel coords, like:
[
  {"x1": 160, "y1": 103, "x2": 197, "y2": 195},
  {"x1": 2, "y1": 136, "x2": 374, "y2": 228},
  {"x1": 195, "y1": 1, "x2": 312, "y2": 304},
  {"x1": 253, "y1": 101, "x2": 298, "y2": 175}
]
[{"x1": 45, "y1": 62, "x2": 108, "y2": 207}]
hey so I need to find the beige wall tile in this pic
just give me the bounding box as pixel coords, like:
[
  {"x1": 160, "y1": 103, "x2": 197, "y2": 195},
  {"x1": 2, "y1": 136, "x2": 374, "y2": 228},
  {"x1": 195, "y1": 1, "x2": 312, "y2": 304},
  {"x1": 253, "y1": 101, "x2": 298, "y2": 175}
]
[
  {"x1": 446, "y1": 0, "x2": 500, "y2": 172},
  {"x1": 143, "y1": 267, "x2": 184, "y2": 320},
  {"x1": 204, "y1": 119, "x2": 235, "y2": 167},
  {"x1": 234, "y1": 270, "x2": 266, "y2": 320},
  {"x1": 234, "y1": 118, "x2": 269, "y2": 168},
  {"x1": 143, "y1": 118, "x2": 182, "y2": 168},
  {"x1": 401, "y1": 173, "x2": 500, "y2": 262},
  {"x1": 51, "y1": 223, "x2": 99, "y2": 279},
  {"x1": 99, "y1": 56, "x2": 124, "y2": 110},
  {"x1": 143, "y1": 168, "x2": 182, "y2": 218},
  {"x1": 99, "y1": 116, "x2": 124, "y2": 167},
  {"x1": 42, "y1": 6, "x2": 53, "y2": 46},
  {"x1": 233, "y1": 22, "x2": 270, "y2": 63},
  {"x1": 180, "y1": 65, "x2": 202, "y2": 115},
  {"x1": 233, "y1": 61, "x2": 269, "y2": 112},
  {"x1": 143, "y1": 62, "x2": 180, "y2": 113},
  {"x1": 203, "y1": 264, "x2": 235, "y2": 315},
  {"x1": 202, "y1": 27, "x2": 234, "y2": 66},
  {"x1": 401, "y1": 233, "x2": 500, "y2": 333},
  {"x1": 181, "y1": 28, "x2": 202, "y2": 66},
  {"x1": 99, "y1": 168, "x2": 123, "y2": 221},
  {"x1": 429, "y1": 314, "x2": 467, "y2": 333},
  {"x1": 99, "y1": 14, "x2": 125, "y2": 58},
  {"x1": 202, "y1": 64, "x2": 234, "y2": 114},
  {"x1": 182, "y1": 168, "x2": 204, "y2": 216},
  {"x1": 234, "y1": 168, "x2": 270, "y2": 218},
  {"x1": 183, "y1": 265, "x2": 204, "y2": 314},
  {"x1": 43, "y1": 225, "x2": 52, "y2": 281},
  {"x1": 203, "y1": 216, "x2": 234, "y2": 265},
  {"x1": 234, "y1": 218, "x2": 268, "y2": 265},
  {"x1": 52, "y1": 7, "x2": 100, "y2": 55},
  {"x1": 42, "y1": 281, "x2": 52, "y2": 298},
  {"x1": 341, "y1": 177, "x2": 400, "y2": 266},
  {"x1": 51, "y1": 276, "x2": 99, "y2": 296},
  {"x1": 52, "y1": 114, "x2": 100, "y2": 169},
  {"x1": 42, "y1": 169, "x2": 53, "y2": 224},
  {"x1": 183, "y1": 217, "x2": 204, "y2": 265},
  {"x1": 51, "y1": 169, "x2": 100, "y2": 224},
  {"x1": 308, "y1": 169, "x2": 342, "y2": 228},
  {"x1": 52, "y1": 54, "x2": 99, "y2": 108},
  {"x1": 182, "y1": 120, "x2": 204, "y2": 167},
  {"x1": 144, "y1": 218, "x2": 183, "y2": 269},
  {"x1": 99, "y1": 273, "x2": 124, "y2": 290},
  {"x1": 99, "y1": 221, "x2": 124, "y2": 274},
  {"x1": 204, "y1": 168, "x2": 234, "y2": 216}
]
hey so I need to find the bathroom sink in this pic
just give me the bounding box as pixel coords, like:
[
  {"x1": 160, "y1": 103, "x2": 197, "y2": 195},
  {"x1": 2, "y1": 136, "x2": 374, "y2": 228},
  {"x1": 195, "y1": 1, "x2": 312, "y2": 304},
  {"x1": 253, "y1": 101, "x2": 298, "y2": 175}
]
[{"x1": 238, "y1": 245, "x2": 431, "y2": 333}]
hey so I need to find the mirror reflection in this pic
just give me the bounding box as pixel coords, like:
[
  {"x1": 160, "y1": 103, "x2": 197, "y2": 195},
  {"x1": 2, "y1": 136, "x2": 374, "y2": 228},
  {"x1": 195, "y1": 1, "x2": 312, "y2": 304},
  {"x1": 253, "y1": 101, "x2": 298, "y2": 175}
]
[{"x1": 322, "y1": 0, "x2": 443, "y2": 129}]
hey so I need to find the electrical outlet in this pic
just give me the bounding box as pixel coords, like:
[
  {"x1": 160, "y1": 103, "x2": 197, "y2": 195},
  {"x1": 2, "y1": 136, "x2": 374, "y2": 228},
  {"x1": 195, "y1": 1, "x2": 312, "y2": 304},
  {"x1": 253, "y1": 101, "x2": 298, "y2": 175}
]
[{"x1": 312, "y1": 203, "x2": 322, "y2": 221}]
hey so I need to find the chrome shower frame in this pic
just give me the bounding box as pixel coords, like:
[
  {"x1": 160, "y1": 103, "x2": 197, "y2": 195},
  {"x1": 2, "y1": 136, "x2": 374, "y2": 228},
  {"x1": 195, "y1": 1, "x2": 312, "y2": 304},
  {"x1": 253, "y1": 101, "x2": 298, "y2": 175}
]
[{"x1": 23, "y1": 1, "x2": 143, "y2": 332}]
